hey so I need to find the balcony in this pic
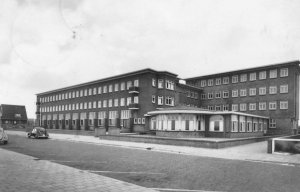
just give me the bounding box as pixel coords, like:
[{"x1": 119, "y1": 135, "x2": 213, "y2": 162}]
[
  {"x1": 36, "y1": 101, "x2": 41, "y2": 105},
  {"x1": 128, "y1": 86, "x2": 139, "y2": 94},
  {"x1": 128, "y1": 103, "x2": 140, "y2": 110}
]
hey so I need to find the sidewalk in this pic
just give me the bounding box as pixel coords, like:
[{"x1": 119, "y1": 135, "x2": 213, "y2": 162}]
[
  {"x1": 0, "y1": 147, "x2": 158, "y2": 192},
  {"x1": 7, "y1": 130, "x2": 300, "y2": 165}
]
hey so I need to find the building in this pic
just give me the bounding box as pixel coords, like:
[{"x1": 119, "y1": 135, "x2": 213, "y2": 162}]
[
  {"x1": 36, "y1": 69, "x2": 201, "y2": 133},
  {"x1": 36, "y1": 60, "x2": 300, "y2": 137},
  {"x1": 0, "y1": 104, "x2": 28, "y2": 129},
  {"x1": 185, "y1": 60, "x2": 300, "y2": 135},
  {"x1": 147, "y1": 106, "x2": 269, "y2": 138}
]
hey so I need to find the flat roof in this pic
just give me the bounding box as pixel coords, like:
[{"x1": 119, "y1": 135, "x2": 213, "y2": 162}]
[
  {"x1": 147, "y1": 109, "x2": 269, "y2": 119},
  {"x1": 37, "y1": 68, "x2": 178, "y2": 96},
  {"x1": 185, "y1": 60, "x2": 300, "y2": 81}
]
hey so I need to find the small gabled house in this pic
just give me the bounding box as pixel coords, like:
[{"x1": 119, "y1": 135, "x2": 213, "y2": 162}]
[{"x1": 0, "y1": 104, "x2": 28, "y2": 128}]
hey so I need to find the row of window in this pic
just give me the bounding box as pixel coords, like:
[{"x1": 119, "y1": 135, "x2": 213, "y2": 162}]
[
  {"x1": 152, "y1": 79, "x2": 175, "y2": 90},
  {"x1": 40, "y1": 96, "x2": 139, "y2": 113},
  {"x1": 186, "y1": 91, "x2": 199, "y2": 99},
  {"x1": 199, "y1": 68, "x2": 289, "y2": 87},
  {"x1": 205, "y1": 101, "x2": 289, "y2": 111},
  {"x1": 39, "y1": 80, "x2": 140, "y2": 103},
  {"x1": 151, "y1": 95, "x2": 175, "y2": 106},
  {"x1": 201, "y1": 85, "x2": 288, "y2": 100}
]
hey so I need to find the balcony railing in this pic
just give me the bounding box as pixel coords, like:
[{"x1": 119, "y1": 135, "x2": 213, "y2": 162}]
[
  {"x1": 128, "y1": 103, "x2": 139, "y2": 110},
  {"x1": 128, "y1": 86, "x2": 139, "y2": 94}
]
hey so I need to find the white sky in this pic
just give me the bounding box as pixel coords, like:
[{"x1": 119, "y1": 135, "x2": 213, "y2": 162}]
[{"x1": 0, "y1": 0, "x2": 300, "y2": 118}]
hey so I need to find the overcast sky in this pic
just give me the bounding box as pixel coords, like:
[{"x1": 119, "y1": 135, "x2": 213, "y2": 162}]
[{"x1": 0, "y1": 0, "x2": 300, "y2": 118}]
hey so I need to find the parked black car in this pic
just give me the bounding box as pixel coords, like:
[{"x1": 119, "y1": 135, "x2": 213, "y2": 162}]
[{"x1": 27, "y1": 127, "x2": 49, "y2": 139}]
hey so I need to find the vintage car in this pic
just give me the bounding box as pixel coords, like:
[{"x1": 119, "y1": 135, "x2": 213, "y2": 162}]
[
  {"x1": 27, "y1": 127, "x2": 49, "y2": 139},
  {"x1": 0, "y1": 127, "x2": 8, "y2": 144}
]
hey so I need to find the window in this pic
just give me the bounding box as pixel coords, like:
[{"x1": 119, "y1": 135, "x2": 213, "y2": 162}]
[
  {"x1": 280, "y1": 68, "x2": 288, "y2": 77},
  {"x1": 79, "y1": 103, "x2": 83, "y2": 109},
  {"x1": 187, "y1": 91, "x2": 191, "y2": 97},
  {"x1": 215, "y1": 105, "x2": 222, "y2": 111},
  {"x1": 259, "y1": 102, "x2": 266, "y2": 110},
  {"x1": 80, "y1": 90, "x2": 83, "y2": 97},
  {"x1": 259, "y1": 71, "x2": 266, "y2": 80},
  {"x1": 98, "y1": 101, "x2": 102, "y2": 108},
  {"x1": 93, "y1": 101, "x2": 97, "y2": 108},
  {"x1": 127, "y1": 81, "x2": 132, "y2": 90},
  {"x1": 158, "y1": 96, "x2": 163, "y2": 105},
  {"x1": 208, "y1": 79, "x2": 214, "y2": 86},
  {"x1": 269, "y1": 119, "x2": 276, "y2": 128},
  {"x1": 120, "y1": 98, "x2": 125, "y2": 106},
  {"x1": 88, "y1": 88, "x2": 92, "y2": 95},
  {"x1": 114, "y1": 99, "x2": 119, "y2": 107},
  {"x1": 75, "y1": 91, "x2": 79, "y2": 97},
  {"x1": 84, "y1": 89, "x2": 87, "y2": 96},
  {"x1": 133, "y1": 96, "x2": 139, "y2": 104},
  {"x1": 280, "y1": 85, "x2": 288, "y2": 93},
  {"x1": 103, "y1": 86, "x2": 107, "y2": 93},
  {"x1": 269, "y1": 86, "x2": 277, "y2": 94},
  {"x1": 152, "y1": 78, "x2": 156, "y2": 87},
  {"x1": 201, "y1": 94, "x2": 206, "y2": 100},
  {"x1": 152, "y1": 95, "x2": 156, "y2": 103},
  {"x1": 280, "y1": 101, "x2": 288, "y2": 109},
  {"x1": 215, "y1": 92, "x2": 221, "y2": 98},
  {"x1": 259, "y1": 87, "x2": 266, "y2": 95},
  {"x1": 270, "y1": 69, "x2": 277, "y2": 78},
  {"x1": 109, "y1": 111, "x2": 118, "y2": 126},
  {"x1": 158, "y1": 79, "x2": 163, "y2": 88},
  {"x1": 223, "y1": 91, "x2": 229, "y2": 98},
  {"x1": 88, "y1": 102, "x2": 92, "y2": 109},
  {"x1": 114, "y1": 83, "x2": 119, "y2": 91},
  {"x1": 120, "y1": 82, "x2": 125, "y2": 91},
  {"x1": 208, "y1": 106, "x2": 214, "y2": 110},
  {"x1": 109, "y1": 85, "x2": 113, "y2": 92},
  {"x1": 223, "y1": 105, "x2": 229, "y2": 111},
  {"x1": 249, "y1": 88, "x2": 256, "y2": 96},
  {"x1": 103, "y1": 100, "x2": 107, "y2": 108},
  {"x1": 84, "y1": 102, "x2": 87, "y2": 109},
  {"x1": 98, "y1": 87, "x2": 102, "y2": 94},
  {"x1": 108, "y1": 99, "x2": 112, "y2": 107},
  {"x1": 249, "y1": 103, "x2": 256, "y2": 111},
  {"x1": 269, "y1": 102, "x2": 277, "y2": 110},
  {"x1": 232, "y1": 104, "x2": 238, "y2": 111},
  {"x1": 240, "y1": 74, "x2": 247, "y2": 82},
  {"x1": 232, "y1": 75, "x2": 238, "y2": 83},
  {"x1": 249, "y1": 72, "x2": 256, "y2": 81},
  {"x1": 165, "y1": 97, "x2": 174, "y2": 106},
  {"x1": 223, "y1": 77, "x2": 229, "y2": 84},
  {"x1": 231, "y1": 121, "x2": 238, "y2": 132},
  {"x1": 166, "y1": 80, "x2": 174, "y2": 90},
  {"x1": 240, "y1": 103, "x2": 247, "y2": 111},
  {"x1": 200, "y1": 80, "x2": 206, "y2": 87},
  {"x1": 240, "y1": 89, "x2": 247, "y2": 97},
  {"x1": 93, "y1": 88, "x2": 97, "y2": 95},
  {"x1": 216, "y1": 78, "x2": 221, "y2": 85},
  {"x1": 134, "y1": 80, "x2": 139, "y2": 87},
  {"x1": 232, "y1": 90, "x2": 238, "y2": 97},
  {"x1": 247, "y1": 121, "x2": 252, "y2": 132},
  {"x1": 127, "y1": 97, "x2": 131, "y2": 106},
  {"x1": 208, "y1": 93, "x2": 213, "y2": 99}
]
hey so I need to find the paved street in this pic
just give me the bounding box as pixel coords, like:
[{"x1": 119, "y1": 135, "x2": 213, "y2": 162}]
[
  {"x1": 0, "y1": 147, "x2": 158, "y2": 192},
  {"x1": 2, "y1": 131, "x2": 300, "y2": 192}
]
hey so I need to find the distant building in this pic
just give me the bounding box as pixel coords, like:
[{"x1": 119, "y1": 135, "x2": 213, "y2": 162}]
[{"x1": 0, "y1": 104, "x2": 28, "y2": 128}]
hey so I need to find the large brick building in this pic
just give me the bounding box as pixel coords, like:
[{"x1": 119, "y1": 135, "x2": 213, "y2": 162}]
[
  {"x1": 185, "y1": 60, "x2": 300, "y2": 135},
  {"x1": 36, "y1": 69, "x2": 201, "y2": 133},
  {"x1": 36, "y1": 60, "x2": 300, "y2": 137}
]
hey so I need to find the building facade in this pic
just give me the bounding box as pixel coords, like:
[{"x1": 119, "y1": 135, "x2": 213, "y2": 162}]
[
  {"x1": 36, "y1": 69, "x2": 201, "y2": 133},
  {"x1": 0, "y1": 104, "x2": 28, "y2": 129},
  {"x1": 185, "y1": 60, "x2": 300, "y2": 135},
  {"x1": 36, "y1": 61, "x2": 300, "y2": 137}
]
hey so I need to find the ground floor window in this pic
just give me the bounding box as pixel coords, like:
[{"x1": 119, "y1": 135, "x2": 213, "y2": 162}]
[
  {"x1": 231, "y1": 121, "x2": 238, "y2": 132},
  {"x1": 65, "y1": 120, "x2": 69, "y2": 126},
  {"x1": 253, "y1": 122, "x2": 258, "y2": 132},
  {"x1": 247, "y1": 122, "x2": 252, "y2": 132},
  {"x1": 209, "y1": 115, "x2": 224, "y2": 132}
]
